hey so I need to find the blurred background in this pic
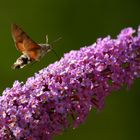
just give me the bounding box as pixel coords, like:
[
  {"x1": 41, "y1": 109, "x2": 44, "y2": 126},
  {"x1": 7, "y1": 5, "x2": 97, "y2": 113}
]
[{"x1": 0, "y1": 0, "x2": 140, "y2": 139}]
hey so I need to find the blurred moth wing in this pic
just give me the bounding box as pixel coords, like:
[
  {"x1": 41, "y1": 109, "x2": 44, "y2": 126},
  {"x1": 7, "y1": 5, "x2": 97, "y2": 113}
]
[{"x1": 11, "y1": 24, "x2": 42, "y2": 61}]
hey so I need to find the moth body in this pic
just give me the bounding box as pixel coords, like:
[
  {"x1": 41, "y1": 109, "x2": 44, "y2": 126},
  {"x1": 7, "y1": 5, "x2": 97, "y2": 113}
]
[
  {"x1": 11, "y1": 24, "x2": 53, "y2": 69},
  {"x1": 38, "y1": 44, "x2": 52, "y2": 59}
]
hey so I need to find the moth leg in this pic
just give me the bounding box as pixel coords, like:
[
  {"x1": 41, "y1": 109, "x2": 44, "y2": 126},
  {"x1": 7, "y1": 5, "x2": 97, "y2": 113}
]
[{"x1": 30, "y1": 61, "x2": 38, "y2": 66}]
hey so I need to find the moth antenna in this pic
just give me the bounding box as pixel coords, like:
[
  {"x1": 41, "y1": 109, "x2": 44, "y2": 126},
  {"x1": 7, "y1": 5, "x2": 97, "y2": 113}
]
[
  {"x1": 50, "y1": 36, "x2": 62, "y2": 45},
  {"x1": 46, "y1": 35, "x2": 48, "y2": 44},
  {"x1": 48, "y1": 36, "x2": 62, "y2": 59}
]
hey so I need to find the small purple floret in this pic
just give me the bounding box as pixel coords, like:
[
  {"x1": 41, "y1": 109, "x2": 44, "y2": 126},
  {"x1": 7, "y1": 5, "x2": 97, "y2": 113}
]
[{"x1": 0, "y1": 26, "x2": 140, "y2": 140}]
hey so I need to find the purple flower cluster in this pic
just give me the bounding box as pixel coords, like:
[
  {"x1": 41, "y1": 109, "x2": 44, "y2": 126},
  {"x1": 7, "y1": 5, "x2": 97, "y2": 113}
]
[{"x1": 1, "y1": 26, "x2": 140, "y2": 140}]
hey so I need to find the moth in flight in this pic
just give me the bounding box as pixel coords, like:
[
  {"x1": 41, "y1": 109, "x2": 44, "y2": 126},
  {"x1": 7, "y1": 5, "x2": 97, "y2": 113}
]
[{"x1": 11, "y1": 24, "x2": 54, "y2": 69}]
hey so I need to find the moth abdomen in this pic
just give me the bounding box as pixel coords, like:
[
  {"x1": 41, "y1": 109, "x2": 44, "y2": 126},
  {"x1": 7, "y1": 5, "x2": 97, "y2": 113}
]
[{"x1": 12, "y1": 54, "x2": 31, "y2": 69}]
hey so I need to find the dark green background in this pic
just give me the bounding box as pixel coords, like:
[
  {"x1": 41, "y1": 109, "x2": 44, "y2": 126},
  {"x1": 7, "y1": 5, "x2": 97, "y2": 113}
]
[{"x1": 0, "y1": 0, "x2": 140, "y2": 139}]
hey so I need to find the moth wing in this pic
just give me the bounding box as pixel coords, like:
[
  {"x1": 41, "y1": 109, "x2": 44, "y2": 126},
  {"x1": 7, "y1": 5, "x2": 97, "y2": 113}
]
[
  {"x1": 11, "y1": 24, "x2": 41, "y2": 60},
  {"x1": 22, "y1": 37, "x2": 41, "y2": 60}
]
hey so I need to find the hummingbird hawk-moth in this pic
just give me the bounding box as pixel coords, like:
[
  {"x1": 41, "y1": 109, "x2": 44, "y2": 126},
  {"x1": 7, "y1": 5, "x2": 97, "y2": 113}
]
[{"x1": 11, "y1": 24, "x2": 52, "y2": 69}]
